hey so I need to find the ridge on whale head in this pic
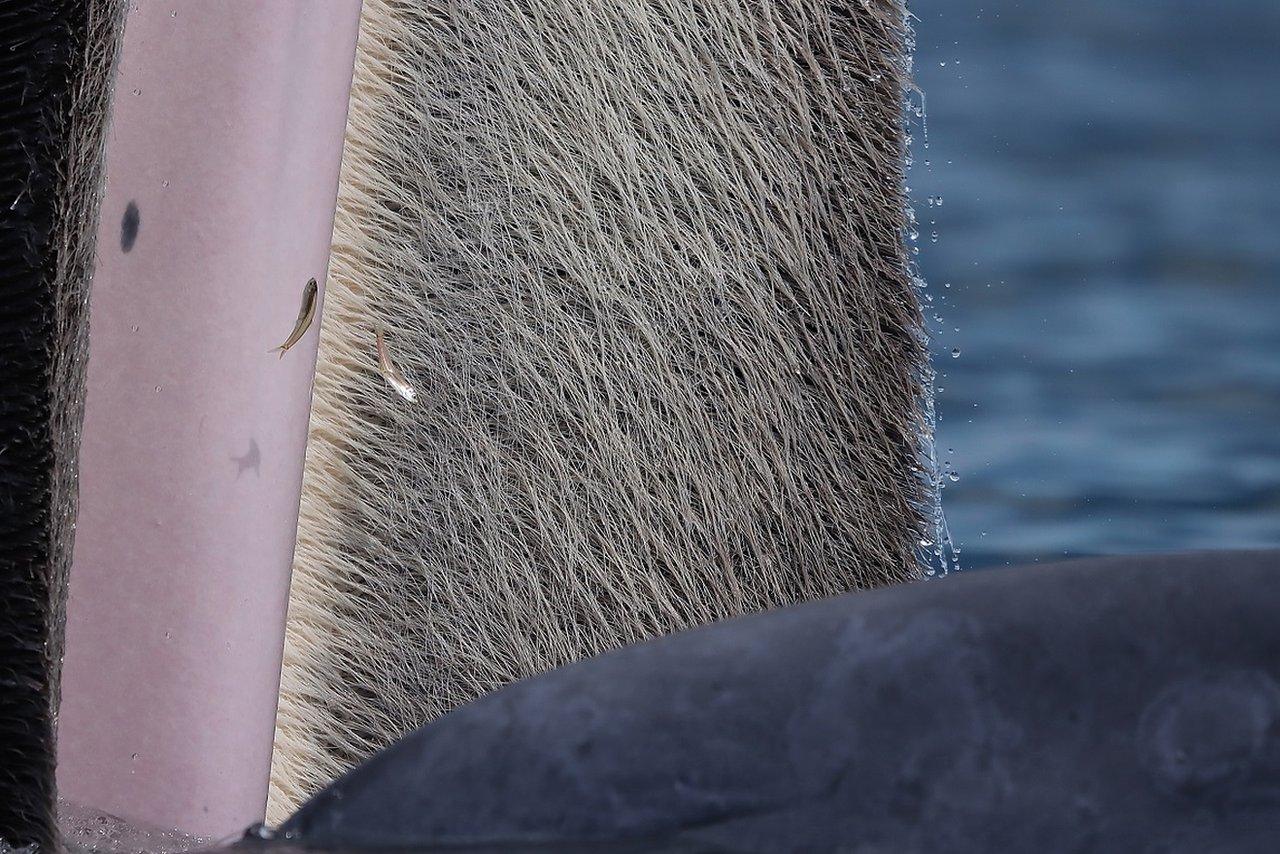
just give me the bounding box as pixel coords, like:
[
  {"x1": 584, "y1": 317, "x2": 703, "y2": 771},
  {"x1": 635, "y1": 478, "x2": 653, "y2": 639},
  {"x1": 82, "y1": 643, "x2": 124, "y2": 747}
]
[{"x1": 274, "y1": 552, "x2": 1280, "y2": 853}]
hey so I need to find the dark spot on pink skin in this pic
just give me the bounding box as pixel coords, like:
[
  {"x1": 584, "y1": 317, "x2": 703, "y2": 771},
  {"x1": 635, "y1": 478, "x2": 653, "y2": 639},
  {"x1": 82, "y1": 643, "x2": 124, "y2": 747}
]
[
  {"x1": 232, "y1": 438, "x2": 261, "y2": 477},
  {"x1": 121, "y1": 200, "x2": 139, "y2": 252}
]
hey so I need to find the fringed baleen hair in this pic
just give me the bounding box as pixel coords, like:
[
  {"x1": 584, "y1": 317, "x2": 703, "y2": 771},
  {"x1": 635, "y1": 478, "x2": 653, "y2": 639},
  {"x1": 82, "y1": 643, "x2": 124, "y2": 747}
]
[
  {"x1": 271, "y1": 0, "x2": 927, "y2": 819},
  {"x1": 0, "y1": 1, "x2": 126, "y2": 848}
]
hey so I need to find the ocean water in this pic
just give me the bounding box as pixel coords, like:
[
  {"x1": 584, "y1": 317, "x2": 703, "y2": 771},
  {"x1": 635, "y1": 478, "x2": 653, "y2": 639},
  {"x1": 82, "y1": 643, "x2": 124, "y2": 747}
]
[{"x1": 909, "y1": 0, "x2": 1280, "y2": 568}]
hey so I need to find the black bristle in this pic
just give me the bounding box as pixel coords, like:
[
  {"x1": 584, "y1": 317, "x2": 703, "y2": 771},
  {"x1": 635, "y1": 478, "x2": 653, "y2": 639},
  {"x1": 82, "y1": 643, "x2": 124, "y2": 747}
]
[{"x1": 0, "y1": 1, "x2": 124, "y2": 848}]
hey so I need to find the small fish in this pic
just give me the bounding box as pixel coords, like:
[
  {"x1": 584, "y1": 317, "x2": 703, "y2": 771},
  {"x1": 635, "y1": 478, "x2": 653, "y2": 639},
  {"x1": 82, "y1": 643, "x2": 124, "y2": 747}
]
[
  {"x1": 271, "y1": 277, "x2": 318, "y2": 358},
  {"x1": 376, "y1": 328, "x2": 417, "y2": 402}
]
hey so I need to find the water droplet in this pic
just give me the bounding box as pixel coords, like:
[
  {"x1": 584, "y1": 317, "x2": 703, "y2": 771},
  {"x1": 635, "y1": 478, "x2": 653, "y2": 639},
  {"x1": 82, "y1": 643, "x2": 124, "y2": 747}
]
[
  {"x1": 951, "y1": 348, "x2": 961, "y2": 358},
  {"x1": 154, "y1": 385, "x2": 162, "y2": 393},
  {"x1": 161, "y1": 179, "x2": 170, "y2": 188},
  {"x1": 244, "y1": 824, "x2": 275, "y2": 842},
  {"x1": 170, "y1": 9, "x2": 177, "y2": 16},
  {"x1": 130, "y1": 753, "x2": 138, "y2": 761},
  {"x1": 919, "y1": 538, "x2": 933, "y2": 547},
  {"x1": 131, "y1": 87, "x2": 141, "y2": 96},
  {"x1": 948, "y1": 472, "x2": 960, "y2": 483},
  {"x1": 130, "y1": 324, "x2": 139, "y2": 333}
]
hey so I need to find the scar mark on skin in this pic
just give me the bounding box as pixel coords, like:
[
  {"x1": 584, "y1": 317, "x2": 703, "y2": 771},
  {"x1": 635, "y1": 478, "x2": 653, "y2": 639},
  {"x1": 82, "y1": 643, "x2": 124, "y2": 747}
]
[
  {"x1": 121, "y1": 201, "x2": 140, "y2": 252},
  {"x1": 232, "y1": 438, "x2": 260, "y2": 477},
  {"x1": 271, "y1": 277, "x2": 318, "y2": 358}
]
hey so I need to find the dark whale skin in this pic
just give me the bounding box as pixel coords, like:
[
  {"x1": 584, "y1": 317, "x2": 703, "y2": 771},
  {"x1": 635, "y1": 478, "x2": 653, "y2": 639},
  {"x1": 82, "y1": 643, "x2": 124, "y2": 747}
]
[{"x1": 279, "y1": 551, "x2": 1280, "y2": 853}]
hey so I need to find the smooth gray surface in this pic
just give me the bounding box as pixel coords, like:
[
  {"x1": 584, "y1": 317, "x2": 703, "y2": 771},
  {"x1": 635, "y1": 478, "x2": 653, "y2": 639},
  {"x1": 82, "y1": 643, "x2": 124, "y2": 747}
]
[{"x1": 280, "y1": 552, "x2": 1280, "y2": 852}]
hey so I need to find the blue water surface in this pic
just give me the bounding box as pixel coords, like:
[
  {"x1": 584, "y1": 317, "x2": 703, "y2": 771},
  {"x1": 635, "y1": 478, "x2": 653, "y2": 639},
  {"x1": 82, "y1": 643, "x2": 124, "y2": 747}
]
[{"x1": 909, "y1": 0, "x2": 1280, "y2": 568}]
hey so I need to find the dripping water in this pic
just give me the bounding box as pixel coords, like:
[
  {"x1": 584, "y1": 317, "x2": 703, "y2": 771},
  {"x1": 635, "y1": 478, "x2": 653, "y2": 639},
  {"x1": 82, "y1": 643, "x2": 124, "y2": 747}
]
[{"x1": 903, "y1": 7, "x2": 960, "y2": 576}]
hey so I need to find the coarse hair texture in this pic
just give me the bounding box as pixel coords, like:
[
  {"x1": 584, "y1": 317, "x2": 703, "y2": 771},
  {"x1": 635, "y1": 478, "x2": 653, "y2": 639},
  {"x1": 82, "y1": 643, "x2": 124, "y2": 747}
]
[
  {"x1": 0, "y1": 0, "x2": 126, "y2": 847},
  {"x1": 270, "y1": 0, "x2": 927, "y2": 821}
]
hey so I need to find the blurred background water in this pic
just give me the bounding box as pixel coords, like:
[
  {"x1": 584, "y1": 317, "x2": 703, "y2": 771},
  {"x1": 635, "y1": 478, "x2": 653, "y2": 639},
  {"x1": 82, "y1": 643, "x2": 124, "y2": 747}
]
[{"x1": 910, "y1": 0, "x2": 1280, "y2": 568}]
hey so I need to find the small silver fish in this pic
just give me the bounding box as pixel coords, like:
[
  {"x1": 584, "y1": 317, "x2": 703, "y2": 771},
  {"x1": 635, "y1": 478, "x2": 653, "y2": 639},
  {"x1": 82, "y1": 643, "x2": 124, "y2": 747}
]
[
  {"x1": 271, "y1": 277, "x2": 318, "y2": 358},
  {"x1": 376, "y1": 328, "x2": 416, "y2": 402}
]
